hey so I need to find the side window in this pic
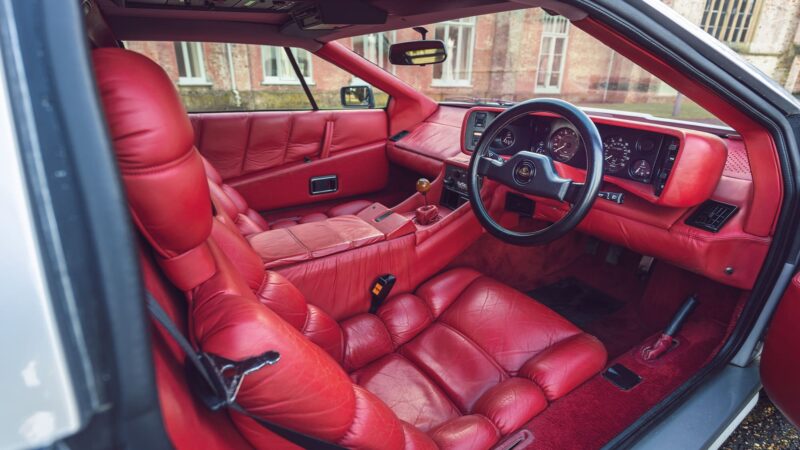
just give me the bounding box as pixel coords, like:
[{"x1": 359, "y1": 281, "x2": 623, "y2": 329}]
[
  {"x1": 304, "y1": 52, "x2": 388, "y2": 109},
  {"x1": 700, "y1": 0, "x2": 761, "y2": 44},
  {"x1": 124, "y1": 41, "x2": 389, "y2": 112}
]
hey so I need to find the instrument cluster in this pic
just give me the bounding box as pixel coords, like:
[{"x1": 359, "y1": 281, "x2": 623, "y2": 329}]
[{"x1": 464, "y1": 112, "x2": 677, "y2": 186}]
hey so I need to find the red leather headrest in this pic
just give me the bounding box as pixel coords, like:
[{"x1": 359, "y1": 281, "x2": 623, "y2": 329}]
[{"x1": 93, "y1": 48, "x2": 214, "y2": 283}]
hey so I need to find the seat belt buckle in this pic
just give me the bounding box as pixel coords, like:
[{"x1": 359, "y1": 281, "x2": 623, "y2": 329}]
[
  {"x1": 188, "y1": 350, "x2": 281, "y2": 411},
  {"x1": 369, "y1": 274, "x2": 396, "y2": 314}
]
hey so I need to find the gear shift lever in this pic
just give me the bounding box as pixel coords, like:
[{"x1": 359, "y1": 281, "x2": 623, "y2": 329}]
[
  {"x1": 416, "y1": 178, "x2": 432, "y2": 205},
  {"x1": 414, "y1": 178, "x2": 438, "y2": 225}
]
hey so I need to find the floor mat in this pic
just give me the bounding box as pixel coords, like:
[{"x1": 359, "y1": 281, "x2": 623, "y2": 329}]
[{"x1": 529, "y1": 277, "x2": 626, "y2": 329}]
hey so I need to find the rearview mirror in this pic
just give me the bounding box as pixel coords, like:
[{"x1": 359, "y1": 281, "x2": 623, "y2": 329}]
[
  {"x1": 389, "y1": 40, "x2": 447, "y2": 66},
  {"x1": 340, "y1": 85, "x2": 375, "y2": 108}
]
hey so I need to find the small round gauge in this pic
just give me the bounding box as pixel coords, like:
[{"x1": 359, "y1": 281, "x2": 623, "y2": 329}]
[
  {"x1": 532, "y1": 140, "x2": 547, "y2": 155},
  {"x1": 549, "y1": 127, "x2": 581, "y2": 162},
  {"x1": 636, "y1": 137, "x2": 657, "y2": 153},
  {"x1": 629, "y1": 159, "x2": 652, "y2": 180},
  {"x1": 494, "y1": 128, "x2": 515, "y2": 149},
  {"x1": 603, "y1": 136, "x2": 632, "y2": 173}
]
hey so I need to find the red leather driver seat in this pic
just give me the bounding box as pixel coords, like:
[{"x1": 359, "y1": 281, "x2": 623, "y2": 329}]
[{"x1": 94, "y1": 48, "x2": 607, "y2": 449}]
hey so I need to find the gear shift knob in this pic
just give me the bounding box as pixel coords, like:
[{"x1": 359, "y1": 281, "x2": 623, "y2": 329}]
[
  {"x1": 416, "y1": 178, "x2": 431, "y2": 195},
  {"x1": 416, "y1": 178, "x2": 431, "y2": 206}
]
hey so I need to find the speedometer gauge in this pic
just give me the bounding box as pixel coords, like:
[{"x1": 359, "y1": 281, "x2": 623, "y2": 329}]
[
  {"x1": 549, "y1": 127, "x2": 580, "y2": 162},
  {"x1": 603, "y1": 136, "x2": 632, "y2": 173}
]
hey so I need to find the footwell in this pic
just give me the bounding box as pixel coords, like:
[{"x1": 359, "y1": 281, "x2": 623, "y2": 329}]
[{"x1": 529, "y1": 277, "x2": 626, "y2": 329}]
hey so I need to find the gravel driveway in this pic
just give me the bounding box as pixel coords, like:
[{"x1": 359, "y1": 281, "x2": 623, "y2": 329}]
[{"x1": 722, "y1": 392, "x2": 799, "y2": 449}]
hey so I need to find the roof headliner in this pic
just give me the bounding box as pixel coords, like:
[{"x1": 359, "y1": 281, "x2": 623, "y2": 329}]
[{"x1": 97, "y1": 0, "x2": 587, "y2": 50}]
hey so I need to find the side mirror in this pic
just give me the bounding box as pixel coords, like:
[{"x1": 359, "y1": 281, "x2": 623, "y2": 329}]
[
  {"x1": 340, "y1": 85, "x2": 375, "y2": 108},
  {"x1": 389, "y1": 40, "x2": 447, "y2": 66}
]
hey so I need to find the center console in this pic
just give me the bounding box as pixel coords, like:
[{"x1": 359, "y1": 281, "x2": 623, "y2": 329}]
[{"x1": 441, "y1": 165, "x2": 470, "y2": 209}]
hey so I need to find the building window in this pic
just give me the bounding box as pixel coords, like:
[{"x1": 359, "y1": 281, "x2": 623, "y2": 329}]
[
  {"x1": 701, "y1": 0, "x2": 762, "y2": 44},
  {"x1": 175, "y1": 42, "x2": 209, "y2": 85},
  {"x1": 535, "y1": 15, "x2": 570, "y2": 94},
  {"x1": 262, "y1": 46, "x2": 313, "y2": 85},
  {"x1": 352, "y1": 32, "x2": 394, "y2": 72},
  {"x1": 432, "y1": 17, "x2": 476, "y2": 87}
]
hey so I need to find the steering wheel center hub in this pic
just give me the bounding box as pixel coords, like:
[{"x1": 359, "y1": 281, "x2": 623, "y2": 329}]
[{"x1": 513, "y1": 160, "x2": 536, "y2": 185}]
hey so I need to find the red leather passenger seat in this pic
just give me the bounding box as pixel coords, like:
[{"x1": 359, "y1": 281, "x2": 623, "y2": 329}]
[
  {"x1": 94, "y1": 48, "x2": 607, "y2": 449},
  {"x1": 202, "y1": 153, "x2": 372, "y2": 235}
]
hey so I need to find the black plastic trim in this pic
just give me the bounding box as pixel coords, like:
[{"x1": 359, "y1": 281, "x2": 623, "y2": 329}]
[{"x1": 0, "y1": 1, "x2": 170, "y2": 448}]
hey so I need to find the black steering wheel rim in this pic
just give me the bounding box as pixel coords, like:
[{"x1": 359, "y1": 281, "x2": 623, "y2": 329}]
[{"x1": 466, "y1": 98, "x2": 604, "y2": 246}]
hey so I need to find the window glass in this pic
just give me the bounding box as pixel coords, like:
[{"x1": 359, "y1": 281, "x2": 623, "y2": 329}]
[
  {"x1": 432, "y1": 18, "x2": 475, "y2": 86},
  {"x1": 175, "y1": 42, "x2": 209, "y2": 86},
  {"x1": 348, "y1": 9, "x2": 723, "y2": 126},
  {"x1": 123, "y1": 41, "x2": 388, "y2": 112},
  {"x1": 700, "y1": 0, "x2": 760, "y2": 44}
]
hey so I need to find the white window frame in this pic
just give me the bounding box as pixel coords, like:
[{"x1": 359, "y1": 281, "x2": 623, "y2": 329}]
[
  {"x1": 176, "y1": 42, "x2": 210, "y2": 86},
  {"x1": 535, "y1": 15, "x2": 570, "y2": 94},
  {"x1": 431, "y1": 17, "x2": 476, "y2": 87},
  {"x1": 261, "y1": 46, "x2": 314, "y2": 85},
  {"x1": 701, "y1": 0, "x2": 762, "y2": 44},
  {"x1": 352, "y1": 31, "x2": 396, "y2": 78}
]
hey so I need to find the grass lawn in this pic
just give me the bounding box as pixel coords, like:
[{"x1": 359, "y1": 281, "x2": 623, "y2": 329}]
[{"x1": 582, "y1": 101, "x2": 724, "y2": 125}]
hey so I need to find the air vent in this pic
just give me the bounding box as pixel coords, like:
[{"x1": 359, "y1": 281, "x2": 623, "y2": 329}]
[{"x1": 685, "y1": 200, "x2": 738, "y2": 233}]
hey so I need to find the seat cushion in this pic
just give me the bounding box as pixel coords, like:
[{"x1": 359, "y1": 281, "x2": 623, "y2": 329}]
[{"x1": 346, "y1": 268, "x2": 607, "y2": 445}]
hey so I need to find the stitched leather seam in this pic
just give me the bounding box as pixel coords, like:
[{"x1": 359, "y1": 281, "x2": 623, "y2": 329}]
[
  {"x1": 284, "y1": 227, "x2": 311, "y2": 256},
  {"x1": 239, "y1": 114, "x2": 253, "y2": 175},
  {"x1": 437, "y1": 321, "x2": 510, "y2": 380},
  {"x1": 392, "y1": 352, "x2": 463, "y2": 417}
]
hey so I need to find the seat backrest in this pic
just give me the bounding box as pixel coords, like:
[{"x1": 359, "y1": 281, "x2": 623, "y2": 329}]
[
  {"x1": 202, "y1": 156, "x2": 270, "y2": 236},
  {"x1": 92, "y1": 48, "x2": 433, "y2": 449}
]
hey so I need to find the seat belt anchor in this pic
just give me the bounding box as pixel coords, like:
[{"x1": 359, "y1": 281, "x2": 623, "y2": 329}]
[
  {"x1": 191, "y1": 350, "x2": 281, "y2": 411},
  {"x1": 369, "y1": 274, "x2": 396, "y2": 314}
]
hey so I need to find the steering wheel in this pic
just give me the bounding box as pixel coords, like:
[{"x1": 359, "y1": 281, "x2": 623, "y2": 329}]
[{"x1": 467, "y1": 98, "x2": 603, "y2": 246}]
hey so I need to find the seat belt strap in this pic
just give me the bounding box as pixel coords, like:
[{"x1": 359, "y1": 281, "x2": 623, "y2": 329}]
[{"x1": 144, "y1": 292, "x2": 345, "y2": 450}]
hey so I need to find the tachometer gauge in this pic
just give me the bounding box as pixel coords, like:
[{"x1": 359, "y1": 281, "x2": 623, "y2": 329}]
[
  {"x1": 603, "y1": 136, "x2": 632, "y2": 173},
  {"x1": 549, "y1": 127, "x2": 580, "y2": 162},
  {"x1": 630, "y1": 159, "x2": 652, "y2": 181}
]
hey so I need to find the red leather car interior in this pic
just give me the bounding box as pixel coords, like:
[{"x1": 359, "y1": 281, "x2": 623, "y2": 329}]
[
  {"x1": 577, "y1": 18, "x2": 782, "y2": 238},
  {"x1": 191, "y1": 109, "x2": 390, "y2": 212},
  {"x1": 315, "y1": 41, "x2": 438, "y2": 136},
  {"x1": 388, "y1": 106, "x2": 467, "y2": 178},
  {"x1": 202, "y1": 155, "x2": 373, "y2": 234},
  {"x1": 761, "y1": 273, "x2": 800, "y2": 428},
  {"x1": 94, "y1": 47, "x2": 608, "y2": 449}
]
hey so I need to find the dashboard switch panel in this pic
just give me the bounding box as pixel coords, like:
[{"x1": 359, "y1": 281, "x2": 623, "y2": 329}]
[{"x1": 441, "y1": 164, "x2": 470, "y2": 209}]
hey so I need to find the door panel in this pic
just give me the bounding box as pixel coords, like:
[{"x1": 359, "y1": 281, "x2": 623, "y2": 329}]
[
  {"x1": 190, "y1": 109, "x2": 389, "y2": 210},
  {"x1": 760, "y1": 273, "x2": 800, "y2": 427},
  {"x1": 230, "y1": 142, "x2": 388, "y2": 211}
]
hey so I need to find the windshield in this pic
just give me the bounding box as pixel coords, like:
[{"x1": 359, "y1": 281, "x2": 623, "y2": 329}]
[{"x1": 344, "y1": 9, "x2": 728, "y2": 126}]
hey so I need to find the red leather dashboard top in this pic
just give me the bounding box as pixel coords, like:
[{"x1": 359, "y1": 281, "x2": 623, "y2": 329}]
[{"x1": 387, "y1": 106, "x2": 467, "y2": 177}]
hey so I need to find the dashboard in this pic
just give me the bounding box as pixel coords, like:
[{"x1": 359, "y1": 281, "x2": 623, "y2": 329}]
[{"x1": 463, "y1": 110, "x2": 680, "y2": 196}]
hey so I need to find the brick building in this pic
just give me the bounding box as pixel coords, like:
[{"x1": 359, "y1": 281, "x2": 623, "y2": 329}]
[{"x1": 126, "y1": 1, "x2": 800, "y2": 115}]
